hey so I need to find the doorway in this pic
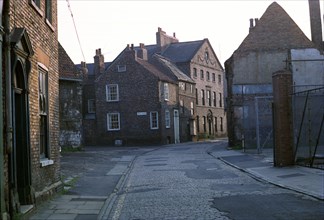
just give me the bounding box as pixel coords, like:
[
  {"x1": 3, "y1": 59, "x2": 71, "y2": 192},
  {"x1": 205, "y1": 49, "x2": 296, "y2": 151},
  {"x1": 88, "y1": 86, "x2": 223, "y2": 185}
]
[{"x1": 13, "y1": 62, "x2": 31, "y2": 205}]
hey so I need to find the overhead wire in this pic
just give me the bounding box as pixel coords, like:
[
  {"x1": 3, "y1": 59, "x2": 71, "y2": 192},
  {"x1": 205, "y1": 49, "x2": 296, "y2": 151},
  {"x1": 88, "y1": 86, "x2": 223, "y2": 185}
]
[{"x1": 66, "y1": 0, "x2": 86, "y2": 62}]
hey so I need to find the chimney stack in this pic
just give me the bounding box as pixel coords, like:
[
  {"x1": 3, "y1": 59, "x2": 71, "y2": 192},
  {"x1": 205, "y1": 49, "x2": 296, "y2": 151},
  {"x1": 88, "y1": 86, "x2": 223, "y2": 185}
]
[
  {"x1": 249, "y1": 18, "x2": 254, "y2": 32},
  {"x1": 308, "y1": 0, "x2": 323, "y2": 51},
  {"x1": 138, "y1": 43, "x2": 148, "y2": 60},
  {"x1": 94, "y1": 48, "x2": 105, "y2": 76},
  {"x1": 156, "y1": 27, "x2": 179, "y2": 50}
]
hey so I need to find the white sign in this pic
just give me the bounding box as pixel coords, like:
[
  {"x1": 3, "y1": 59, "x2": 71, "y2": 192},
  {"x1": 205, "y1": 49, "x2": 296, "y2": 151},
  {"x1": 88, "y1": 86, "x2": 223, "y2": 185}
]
[{"x1": 137, "y1": 112, "x2": 147, "y2": 116}]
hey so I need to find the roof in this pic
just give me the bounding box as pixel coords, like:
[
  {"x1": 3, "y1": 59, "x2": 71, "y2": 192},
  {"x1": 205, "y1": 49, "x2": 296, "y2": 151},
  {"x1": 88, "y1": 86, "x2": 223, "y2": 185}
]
[
  {"x1": 58, "y1": 42, "x2": 82, "y2": 80},
  {"x1": 136, "y1": 58, "x2": 176, "y2": 84},
  {"x1": 161, "y1": 40, "x2": 204, "y2": 63},
  {"x1": 75, "y1": 62, "x2": 111, "y2": 75},
  {"x1": 236, "y1": 2, "x2": 315, "y2": 53},
  {"x1": 153, "y1": 54, "x2": 194, "y2": 83}
]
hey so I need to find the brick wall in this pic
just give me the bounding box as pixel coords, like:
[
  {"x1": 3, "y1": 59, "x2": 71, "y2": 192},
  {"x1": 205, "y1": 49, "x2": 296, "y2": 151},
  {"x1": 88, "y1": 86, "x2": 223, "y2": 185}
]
[
  {"x1": 272, "y1": 70, "x2": 294, "y2": 166},
  {"x1": 7, "y1": 0, "x2": 61, "y2": 209}
]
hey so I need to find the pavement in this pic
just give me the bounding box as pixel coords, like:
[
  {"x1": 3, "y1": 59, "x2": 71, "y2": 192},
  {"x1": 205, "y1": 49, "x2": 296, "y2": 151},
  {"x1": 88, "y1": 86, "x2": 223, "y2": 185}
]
[
  {"x1": 28, "y1": 142, "x2": 324, "y2": 220},
  {"x1": 208, "y1": 147, "x2": 324, "y2": 201}
]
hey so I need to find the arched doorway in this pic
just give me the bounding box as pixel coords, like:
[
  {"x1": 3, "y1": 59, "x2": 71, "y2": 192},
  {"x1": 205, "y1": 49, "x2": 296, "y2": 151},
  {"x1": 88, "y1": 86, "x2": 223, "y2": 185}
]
[{"x1": 13, "y1": 61, "x2": 31, "y2": 206}]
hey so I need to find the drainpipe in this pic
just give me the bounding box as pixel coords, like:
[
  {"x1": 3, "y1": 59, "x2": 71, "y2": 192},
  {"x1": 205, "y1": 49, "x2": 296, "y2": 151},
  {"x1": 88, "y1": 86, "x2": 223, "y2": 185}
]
[
  {"x1": 0, "y1": 0, "x2": 6, "y2": 219},
  {"x1": 3, "y1": 0, "x2": 12, "y2": 217}
]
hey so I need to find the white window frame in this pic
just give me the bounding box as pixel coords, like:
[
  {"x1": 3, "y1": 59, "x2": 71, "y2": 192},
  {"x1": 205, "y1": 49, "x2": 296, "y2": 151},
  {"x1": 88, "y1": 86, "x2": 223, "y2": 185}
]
[
  {"x1": 117, "y1": 65, "x2": 126, "y2": 72},
  {"x1": 164, "y1": 83, "x2": 169, "y2": 101},
  {"x1": 107, "y1": 113, "x2": 120, "y2": 131},
  {"x1": 165, "y1": 110, "x2": 170, "y2": 128},
  {"x1": 150, "y1": 111, "x2": 159, "y2": 129},
  {"x1": 106, "y1": 84, "x2": 119, "y2": 102}
]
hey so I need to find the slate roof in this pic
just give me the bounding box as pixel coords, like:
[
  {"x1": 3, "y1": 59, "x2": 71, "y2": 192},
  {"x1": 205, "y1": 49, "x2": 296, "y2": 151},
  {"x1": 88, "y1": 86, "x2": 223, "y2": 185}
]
[
  {"x1": 153, "y1": 54, "x2": 194, "y2": 83},
  {"x1": 136, "y1": 57, "x2": 176, "y2": 84},
  {"x1": 75, "y1": 62, "x2": 111, "y2": 75},
  {"x1": 236, "y1": 2, "x2": 315, "y2": 53},
  {"x1": 161, "y1": 40, "x2": 205, "y2": 63}
]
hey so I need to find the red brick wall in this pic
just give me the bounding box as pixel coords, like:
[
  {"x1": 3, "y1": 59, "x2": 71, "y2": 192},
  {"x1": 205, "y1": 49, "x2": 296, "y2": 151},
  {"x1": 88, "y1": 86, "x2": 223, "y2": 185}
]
[
  {"x1": 8, "y1": 0, "x2": 61, "y2": 205},
  {"x1": 272, "y1": 70, "x2": 294, "y2": 166}
]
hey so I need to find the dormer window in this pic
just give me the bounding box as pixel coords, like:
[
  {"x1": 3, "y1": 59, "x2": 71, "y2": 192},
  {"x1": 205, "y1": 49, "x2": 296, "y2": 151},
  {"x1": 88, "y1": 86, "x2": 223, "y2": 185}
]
[{"x1": 117, "y1": 65, "x2": 126, "y2": 72}]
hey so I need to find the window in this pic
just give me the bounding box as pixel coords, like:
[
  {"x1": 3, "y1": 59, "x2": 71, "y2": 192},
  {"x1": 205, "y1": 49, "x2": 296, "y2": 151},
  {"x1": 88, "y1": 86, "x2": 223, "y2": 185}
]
[
  {"x1": 179, "y1": 82, "x2": 185, "y2": 90},
  {"x1": 219, "y1": 93, "x2": 222, "y2": 107},
  {"x1": 150, "y1": 111, "x2": 159, "y2": 129},
  {"x1": 207, "y1": 90, "x2": 211, "y2": 106},
  {"x1": 107, "y1": 113, "x2": 120, "y2": 131},
  {"x1": 39, "y1": 67, "x2": 48, "y2": 158},
  {"x1": 180, "y1": 100, "x2": 184, "y2": 114},
  {"x1": 117, "y1": 65, "x2": 126, "y2": 72},
  {"x1": 212, "y1": 73, "x2": 216, "y2": 82},
  {"x1": 218, "y1": 74, "x2": 222, "y2": 84},
  {"x1": 164, "y1": 83, "x2": 169, "y2": 101},
  {"x1": 30, "y1": 0, "x2": 43, "y2": 16},
  {"x1": 206, "y1": 71, "x2": 210, "y2": 81},
  {"x1": 196, "y1": 116, "x2": 200, "y2": 132},
  {"x1": 205, "y1": 52, "x2": 209, "y2": 61},
  {"x1": 33, "y1": 0, "x2": 40, "y2": 7},
  {"x1": 45, "y1": 0, "x2": 52, "y2": 24},
  {"x1": 201, "y1": 89, "x2": 205, "y2": 106},
  {"x1": 88, "y1": 99, "x2": 95, "y2": 113},
  {"x1": 165, "y1": 110, "x2": 170, "y2": 128},
  {"x1": 213, "y1": 92, "x2": 216, "y2": 107},
  {"x1": 220, "y1": 117, "x2": 224, "y2": 131},
  {"x1": 215, "y1": 117, "x2": 218, "y2": 132},
  {"x1": 200, "y1": 70, "x2": 204, "y2": 80},
  {"x1": 193, "y1": 68, "x2": 197, "y2": 78},
  {"x1": 190, "y1": 102, "x2": 194, "y2": 115},
  {"x1": 203, "y1": 116, "x2": 206, "y2": 132},
  {"x1": 195, "y1": 88, "x2": 198, "y2": 105},
  {"x1": 106, "y1": 84, "x2": 119, "y2": 102}
]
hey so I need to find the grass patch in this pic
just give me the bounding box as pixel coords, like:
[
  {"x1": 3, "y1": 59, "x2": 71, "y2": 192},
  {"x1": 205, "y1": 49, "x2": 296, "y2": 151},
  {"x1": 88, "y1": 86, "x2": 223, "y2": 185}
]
[{"x1": 60, "y1": 146, "x2": 83, "y2": 153}]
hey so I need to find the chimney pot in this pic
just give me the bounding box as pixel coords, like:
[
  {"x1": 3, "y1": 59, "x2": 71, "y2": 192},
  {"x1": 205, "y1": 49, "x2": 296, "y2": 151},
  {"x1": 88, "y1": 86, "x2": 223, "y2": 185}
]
[
  {"x1": 173, "y1": 32, "x2": 176, "y2": 38},
  {"x1": 249, "y1": 18, "x2": 254, "y2": 28}
]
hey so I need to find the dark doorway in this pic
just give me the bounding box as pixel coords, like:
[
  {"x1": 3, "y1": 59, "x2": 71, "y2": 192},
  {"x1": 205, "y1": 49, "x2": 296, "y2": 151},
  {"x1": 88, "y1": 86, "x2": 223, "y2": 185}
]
[{"x1": 13, "y1": 62, "x2": 31, "y2": 205}]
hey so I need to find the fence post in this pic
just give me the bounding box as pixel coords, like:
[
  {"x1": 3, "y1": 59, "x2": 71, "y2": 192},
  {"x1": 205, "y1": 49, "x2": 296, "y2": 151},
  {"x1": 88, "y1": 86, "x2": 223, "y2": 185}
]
[{"x1": 272, "y1": 70, "x2": 294, "y2": 167}]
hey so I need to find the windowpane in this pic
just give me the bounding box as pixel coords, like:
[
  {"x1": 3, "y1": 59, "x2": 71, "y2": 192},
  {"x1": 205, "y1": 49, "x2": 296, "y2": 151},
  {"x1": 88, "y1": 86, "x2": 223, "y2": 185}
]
[
  {"x1": 88, "y1": 99, "x2": 95, "y2": 113},
  {"x1": 165, "y1": 110, "x2": 170, "y2": 128},
  {"x1": 164, "y1": 83, "x2": 169, "y2": 100},
  {"x1": 45, "y1": 0, "x2": 52, "y2": 23},
  {"x1": 150, "y1": 111, "x2": 159, "y2": 129},
  {"x1": 107, "y1": 113, "x2": 120, "y2": 130},
  {"x1": 39, "y1": 68, "x2": 48, "y2": 158},
  {"x1": 106, "y1": 84, "x2": 119, "y2": 101}
]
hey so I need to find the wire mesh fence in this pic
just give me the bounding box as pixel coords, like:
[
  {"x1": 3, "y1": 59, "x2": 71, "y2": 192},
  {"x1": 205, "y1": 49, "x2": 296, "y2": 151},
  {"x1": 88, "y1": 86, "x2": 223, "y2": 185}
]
[{"x1": 292, "y1": 86, "x2": 324, "y2": 168}]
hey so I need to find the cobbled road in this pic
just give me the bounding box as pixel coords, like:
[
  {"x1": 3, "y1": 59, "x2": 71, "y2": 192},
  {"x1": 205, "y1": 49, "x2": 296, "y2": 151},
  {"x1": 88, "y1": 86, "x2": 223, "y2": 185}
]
[{"x1": 100, "y1": 141, "x2": 324, "y2": 220}]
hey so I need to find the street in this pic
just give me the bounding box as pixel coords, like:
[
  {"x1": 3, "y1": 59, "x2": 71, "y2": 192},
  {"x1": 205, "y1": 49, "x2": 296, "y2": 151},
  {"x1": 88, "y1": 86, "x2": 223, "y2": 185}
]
[{"x1": 31, "y1": 140, "x2": 324, "y2": 220}]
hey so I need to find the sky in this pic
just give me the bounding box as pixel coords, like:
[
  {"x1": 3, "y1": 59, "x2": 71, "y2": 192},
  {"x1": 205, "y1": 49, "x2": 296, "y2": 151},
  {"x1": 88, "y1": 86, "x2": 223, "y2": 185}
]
[{"x1": 57, "y1": 0, "x2": 324, "y2": 66}]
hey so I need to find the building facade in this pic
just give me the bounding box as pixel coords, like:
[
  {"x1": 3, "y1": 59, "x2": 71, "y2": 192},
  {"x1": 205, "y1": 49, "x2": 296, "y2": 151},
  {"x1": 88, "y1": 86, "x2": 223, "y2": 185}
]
[
  {"x1": 225, "y1": 2, "x2": 322, "y2": 151},
  {"x1": 80, "y1": 28, "x2": 225, "y2": 146},
  {"x1": 155, "y1": 28, "x2": 226, "y2": 140},
  {"x1": 58, "y1": 42, "x2": 83, "y2": 149},
  {"x1": 1, "y1": 0, "x2": 61, "y2": 218}
]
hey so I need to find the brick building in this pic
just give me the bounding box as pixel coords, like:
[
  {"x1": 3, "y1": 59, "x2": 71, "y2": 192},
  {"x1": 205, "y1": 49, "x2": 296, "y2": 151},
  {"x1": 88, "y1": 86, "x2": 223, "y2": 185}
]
[
  {"x1": 58, "y1": 43, "x2": 83, "y2": 149},
  {"x1": 154, "y1": 28, "x2": 226, "y2": 140},
  {"x1": 1, "y1": 0, "x2": 61, "y2": 218},
  {"x1": 81, "y1": 28, "x2": 226, "y2": 146}
]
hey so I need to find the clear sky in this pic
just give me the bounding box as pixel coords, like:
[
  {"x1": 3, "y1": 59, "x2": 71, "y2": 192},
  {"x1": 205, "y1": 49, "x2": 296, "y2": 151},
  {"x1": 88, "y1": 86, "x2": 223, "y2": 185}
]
[{"x1": 57, "y1": 0, "x2": 324, "y2": 66}]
